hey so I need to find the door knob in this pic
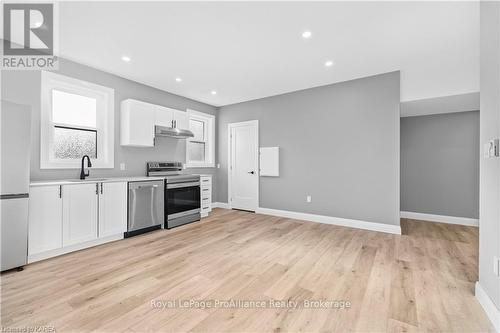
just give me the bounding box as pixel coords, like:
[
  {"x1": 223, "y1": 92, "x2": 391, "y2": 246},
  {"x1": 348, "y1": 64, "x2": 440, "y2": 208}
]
[{"x1": 248, "y1": 171, "x2": 255, "y2": 174}]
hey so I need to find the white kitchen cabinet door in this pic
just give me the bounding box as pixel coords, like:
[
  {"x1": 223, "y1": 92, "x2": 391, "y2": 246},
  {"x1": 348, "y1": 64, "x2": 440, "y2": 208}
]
[
  {"x1": 155, "y1": 105, "x2": 174, "y2": 128},
  {"x1": 62, "y1": 183, "x2": 98, "y2": 246},
  {"x1": 173, "y1": 110, "x2": 189, "y2": 130},
  {"x1": 28, "y1": 185, "x2": 63, "y2": 255},
  {"x1": 120, "y1": 99, "x2": 155, "y2": 147},
  {"x1": 98, "y1": 182, "x2": 127, "y2": 237}
]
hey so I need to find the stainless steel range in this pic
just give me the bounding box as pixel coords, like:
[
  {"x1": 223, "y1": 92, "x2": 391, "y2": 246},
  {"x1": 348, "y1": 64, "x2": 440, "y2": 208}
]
[{"x1": 147, "y1": 162, "x2": 201, "y2": 229}]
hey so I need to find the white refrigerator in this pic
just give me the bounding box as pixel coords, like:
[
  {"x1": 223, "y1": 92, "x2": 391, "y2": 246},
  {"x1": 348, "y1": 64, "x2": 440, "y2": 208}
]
[{"x1": 1, "y1": 100, "x2": 31, "y2": 271}]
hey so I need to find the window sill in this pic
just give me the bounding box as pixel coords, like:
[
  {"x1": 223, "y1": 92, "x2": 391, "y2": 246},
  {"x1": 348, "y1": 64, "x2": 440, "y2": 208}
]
[{"x1": 40, "y1": 161, "x2": 114, "y2": 169}]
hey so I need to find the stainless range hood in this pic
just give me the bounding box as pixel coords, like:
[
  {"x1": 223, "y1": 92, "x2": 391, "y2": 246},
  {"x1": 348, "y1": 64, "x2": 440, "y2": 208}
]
[{"x1": 155, "y1": 125, "x2": 194, "y2": 139}]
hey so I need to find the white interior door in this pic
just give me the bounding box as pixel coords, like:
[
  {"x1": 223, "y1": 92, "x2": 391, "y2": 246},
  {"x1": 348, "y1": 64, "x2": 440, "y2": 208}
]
[{"x1": 229, "y1": 120, "x2": 259, "y2": 211}]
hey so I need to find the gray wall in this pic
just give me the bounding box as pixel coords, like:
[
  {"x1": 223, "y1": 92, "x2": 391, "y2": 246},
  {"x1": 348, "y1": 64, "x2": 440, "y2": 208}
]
[
  {"x1": 479, "y1": 1, "x2": 500, "y2": 310},
  {"x1": 400, "y1": 111, "x2": 479, "y2": 218},
  {"x1": 1, "y1": 58, "x2": 218, "y2": 200},
  {"x1": 217, "y1": 71, "x2": 400, "y2": 226}
]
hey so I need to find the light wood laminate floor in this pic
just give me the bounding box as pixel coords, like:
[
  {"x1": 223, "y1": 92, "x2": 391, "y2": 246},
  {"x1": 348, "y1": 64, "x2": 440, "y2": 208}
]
[{"x1": 1, "y1": 208, "x2": 494, "y2": 332}]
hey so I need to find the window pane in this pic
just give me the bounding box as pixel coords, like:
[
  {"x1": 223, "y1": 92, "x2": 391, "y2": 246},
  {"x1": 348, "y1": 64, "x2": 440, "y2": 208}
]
[
  {"x1": 190, "y1": 119, "x2": 205, "y2": 141},
  {"x1": 188, "y1": 141, "x2": 205, "y2": 162},
  {"x1": 53, "y1": 126, "x2": 97, "y2": 159},
  {"x1": 52, "y1": 89, "x2": 97, "y2": 128}
]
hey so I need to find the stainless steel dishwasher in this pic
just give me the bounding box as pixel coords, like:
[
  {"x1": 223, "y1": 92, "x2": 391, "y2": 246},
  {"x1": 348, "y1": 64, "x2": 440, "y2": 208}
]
[{"x1": 125, "y1": 180, "x2": 164, "y2": 237}]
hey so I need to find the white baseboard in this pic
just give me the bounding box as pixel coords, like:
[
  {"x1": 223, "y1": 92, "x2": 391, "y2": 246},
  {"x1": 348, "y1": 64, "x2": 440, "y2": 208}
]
[
  {"x1": 400, "y1": 211, "x2": 479, "y2": 227},
  {"x1": 213, "y1": 202, "x2": 230, "y2": 209},
  {"x1": 256, "y1": 207, "x2": 401, "y2": 235},
  {"x1": 28, "y1": 234, "x2": 123, "y2": 264},
  {"x1": 475, "y1": 282, "x2": 500, "y2": 332}
]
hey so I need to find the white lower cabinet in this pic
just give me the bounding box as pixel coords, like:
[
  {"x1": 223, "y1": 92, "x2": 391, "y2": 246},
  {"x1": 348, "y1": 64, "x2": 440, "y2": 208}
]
[
  {"x1": 200, "y1": 175, "x2": 212, "y2": 217},
  {"x1": 62, "y1": 183, "x2": 98, "y2": 247},
  {"x1": 98, "y1": 182, "x2": 127, "y2": 237},
  {"x1": 28, "y1": 181, "x2": 127, "y2": 262},
  {"x1": 28, "y1": 185, "x2": 63, "y2": 255}
]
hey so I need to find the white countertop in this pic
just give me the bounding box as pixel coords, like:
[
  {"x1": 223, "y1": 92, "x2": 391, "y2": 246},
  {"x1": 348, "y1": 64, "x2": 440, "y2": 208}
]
[
  {"x1": 30, "y1": 176, "x2": 166, "y2": 187},
  {"x1": 30, "y1": 172, "x2": 214, "y2": 187}
]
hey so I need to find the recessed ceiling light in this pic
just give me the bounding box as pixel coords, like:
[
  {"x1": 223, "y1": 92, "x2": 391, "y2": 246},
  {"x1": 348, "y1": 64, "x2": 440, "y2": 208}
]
[
  {"x1": 302, "y1": 30, "x2": 312, "y2": 39},
  {"x1": 175, "y1": 77, "x2": 182, "y2": 82},
  {"x1": 325, "y1": 60, "x2": 334, "y2": 67},
  {"x1": 121, "y1": 55, "x2": 131, "y2": 62},
  {"x1": 211, "y1": 91, "x2": 217, "y2": 95}
]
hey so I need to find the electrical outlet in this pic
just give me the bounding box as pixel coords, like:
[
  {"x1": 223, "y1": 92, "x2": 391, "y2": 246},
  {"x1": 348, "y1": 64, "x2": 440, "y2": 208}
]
[
  {"x1": 120, "y1": 163, "x2": 125, "y2": 171},
  {"x1": 217, "y1": 163, "x2": 220, "y2": 169},
  {"x1": 494, "y1": 256, "x2": 500, "y2": 277},
  {"x1": 306, "y1": 195, "x2": 312, "y2": 203}
]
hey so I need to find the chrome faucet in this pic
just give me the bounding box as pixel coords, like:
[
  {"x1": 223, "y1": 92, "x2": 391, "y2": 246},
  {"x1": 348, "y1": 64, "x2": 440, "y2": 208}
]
[{"x1": 80, "y1": 155, "x2": 92, "y2": 180}]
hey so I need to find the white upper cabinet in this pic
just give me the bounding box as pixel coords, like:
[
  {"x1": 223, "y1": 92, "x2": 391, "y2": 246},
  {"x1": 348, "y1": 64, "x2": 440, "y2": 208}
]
[
  {"x1": 120, "y1": 99, "x2": 155, "y2": 147},
  {"x1": 173, "y1": 110, "x2": 188, "y2": 130},
  {"x1": 155, "y1": 105, "x2": 174, "y2": 128},
  {"x1": 98, "y1": 182, "x2": 127, "y2": 237},
  {"x1": 28, "y1": 185, "x2": 63, "y2": 255},
  {"x1": 155, "y1": 105, "x2": 189, "y2": 129},
  {"x1": 121, "y1": 98, "x2": 189, "y2": 147},
  {"x1": 62, "y1": 183, "x2": 98, "y2": 247}
]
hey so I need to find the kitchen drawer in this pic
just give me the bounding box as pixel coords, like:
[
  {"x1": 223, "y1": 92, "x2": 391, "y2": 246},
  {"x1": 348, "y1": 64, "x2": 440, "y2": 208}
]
[
  {"x1": 200, "y1": 176, "x2": 212, "y2": 185},
  {"x1": 201, "y1": 197, "x2": 211, "y2": 207}
]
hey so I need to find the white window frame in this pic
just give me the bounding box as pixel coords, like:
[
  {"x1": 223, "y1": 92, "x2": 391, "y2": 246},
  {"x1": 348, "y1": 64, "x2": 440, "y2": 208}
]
[
  {"x1": 40, "y1": 71, "x2": 114, "y2": 169},
  {"x1": 185, "y1": 109, "x2": 215, "y2": 168}
]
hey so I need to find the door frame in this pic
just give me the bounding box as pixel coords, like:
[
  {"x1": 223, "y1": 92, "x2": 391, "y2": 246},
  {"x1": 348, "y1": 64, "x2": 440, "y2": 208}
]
[{"x1": 227, "y1": 120, "x2": 259, "y2": 211}]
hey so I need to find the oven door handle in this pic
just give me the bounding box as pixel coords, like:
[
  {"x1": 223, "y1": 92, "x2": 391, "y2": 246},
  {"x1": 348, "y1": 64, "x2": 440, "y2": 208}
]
[
  {"x1": 137, "y1": 184, "x2": 159, "y2": 189},
  {"x1": 166, "y1": 181, "x2": 200, "y2": 189}
]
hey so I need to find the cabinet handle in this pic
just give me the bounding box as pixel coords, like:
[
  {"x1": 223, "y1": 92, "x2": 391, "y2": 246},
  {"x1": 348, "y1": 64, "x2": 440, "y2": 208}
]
[
  {"x1": 59, "y1": 185, "x2": 62, "y2": 198},
  {"x1": 100, "y1": 183, "x2": 103, "y2": 194},
  {"x1": 96, "y1": 183, "x2": 99, "y2": 195}
]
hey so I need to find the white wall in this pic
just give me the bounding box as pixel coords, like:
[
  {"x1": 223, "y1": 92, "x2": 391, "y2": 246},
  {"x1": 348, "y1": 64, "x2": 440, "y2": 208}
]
[{"x1": 478, "y1": 0, "x2": 500, "y2": 314}]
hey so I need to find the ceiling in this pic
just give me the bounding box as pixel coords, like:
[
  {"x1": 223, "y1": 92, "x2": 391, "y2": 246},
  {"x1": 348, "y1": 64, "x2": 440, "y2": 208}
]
[{"x1": 59, "y1": 1, "x2": 479, "y2": 107}]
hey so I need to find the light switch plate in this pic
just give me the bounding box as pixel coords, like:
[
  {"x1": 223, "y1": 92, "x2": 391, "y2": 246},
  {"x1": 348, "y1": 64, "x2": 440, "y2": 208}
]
[
  {"x1": 120, "y1": 163, "x2": 125, "y2": 170},
  {"x1": 484, "y1": 139, "x2": 499, "y2": 158},
  {"x1": 306, "y1": 195, "x2": 312, "y2": 203}
]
